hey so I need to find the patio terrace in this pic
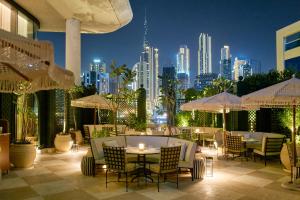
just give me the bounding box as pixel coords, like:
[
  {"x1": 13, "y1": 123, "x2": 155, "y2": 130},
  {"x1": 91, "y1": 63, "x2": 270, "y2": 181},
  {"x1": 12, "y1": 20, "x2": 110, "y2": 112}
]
[{"x1": 0, "y1": 146, "x2": 299, "y2": 200}]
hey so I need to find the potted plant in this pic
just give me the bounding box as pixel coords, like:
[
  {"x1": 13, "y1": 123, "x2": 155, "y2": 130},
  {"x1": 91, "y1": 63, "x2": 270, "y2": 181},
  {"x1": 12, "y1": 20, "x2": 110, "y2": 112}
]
[
  {"x1": 10, "y1": 93, "x2": 37, "y2": 168},
  {"x1": 54, "y1": 86, "x2": 83, "y2": 152}
]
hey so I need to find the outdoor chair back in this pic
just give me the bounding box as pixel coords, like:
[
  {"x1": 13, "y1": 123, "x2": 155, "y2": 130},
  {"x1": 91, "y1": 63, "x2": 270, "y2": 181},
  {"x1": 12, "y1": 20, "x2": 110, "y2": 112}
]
[
  {"x1": 160, "y1": 146, "x2": 181, "y2": 173},
  {"x1": 262, "y1": 137, "x2": 285, "y2": 154},
  {"x1": 225, "y1": 134, "x2": 247, "y2": 160},
  {"x1": 103, "y1": 146, "x2": 126, "y2": 172}
]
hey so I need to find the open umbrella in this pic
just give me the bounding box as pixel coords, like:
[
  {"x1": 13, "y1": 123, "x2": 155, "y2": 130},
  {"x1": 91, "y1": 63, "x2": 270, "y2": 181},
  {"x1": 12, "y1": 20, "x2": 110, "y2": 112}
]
[
  {"x1": 181, "y1": 92, "x2": 247, "y2": 131},
  {"x1": 242, "y1": 75, "x2": 300, "y2": 184},
  {"x1": 71, "y1": 94, "x2": 114, "y2": 125}
]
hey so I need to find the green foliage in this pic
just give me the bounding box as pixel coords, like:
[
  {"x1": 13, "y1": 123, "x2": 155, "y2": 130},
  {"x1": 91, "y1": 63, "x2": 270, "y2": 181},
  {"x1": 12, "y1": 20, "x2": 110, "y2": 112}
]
[
  {"x1": 277, "y1": 108, "x2": 300, "y2": 137},
  {"x1": 202, "y1": 77, "x2": 234, "y2": 97},
  {"x1": 126, "y1": 113, "x2": 146, "y2": 131},
  {"x1": 159, "y1": 74, "x2": 177, "y2": 129},
  {"x1": 108, "y1": 61, "x2": 136, "y2": 135},
  {"x1": 237, "y1": 69, "x2": 297, "y2": 96},
  {"x1": 134, "y1": 120, "x2": 147, "y2": 131},
  {"x1": 17, "y1": 93, "x2": 38, "y2": 142},
  {"x1": 183, "y1": 88, "x2": 201, "y2": 101},
  {"x1": 175, "y1": 112, "x2": 192, "y2": 127},
  {"x1": 137, "y1": 86, "x2": 146, "y2": 123},
  {"x1": 92, "y1": 129, "x2": 110, "y2": 138}
]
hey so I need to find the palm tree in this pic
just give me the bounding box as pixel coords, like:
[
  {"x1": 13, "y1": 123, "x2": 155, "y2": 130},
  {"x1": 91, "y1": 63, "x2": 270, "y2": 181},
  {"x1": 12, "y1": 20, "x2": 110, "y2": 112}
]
[
  {"x1": 108, "y1": 61, "x2": 136, "y2": 135},
  {"x1": 159, "y1": 75, "x2": 177, "y2": 135}
]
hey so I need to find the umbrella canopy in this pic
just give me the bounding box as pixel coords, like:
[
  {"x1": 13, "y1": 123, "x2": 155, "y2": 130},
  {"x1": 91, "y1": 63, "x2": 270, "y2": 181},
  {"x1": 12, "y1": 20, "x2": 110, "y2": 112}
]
[
  {"x1": 242, "y1": 76, "x2": 300, "y2": 169},
  {"x1": 71, "y1": 94, "x2": 114, "y2": 125},
  {"x1": 180, "y1": 92, "x2": 248, "y2": 130},
  {"x1": 0, "y1": 29, "x2": 74, "y2": 93},
  {"x1": 71, "y1": 94, "x2": 113, "y2": 110}
]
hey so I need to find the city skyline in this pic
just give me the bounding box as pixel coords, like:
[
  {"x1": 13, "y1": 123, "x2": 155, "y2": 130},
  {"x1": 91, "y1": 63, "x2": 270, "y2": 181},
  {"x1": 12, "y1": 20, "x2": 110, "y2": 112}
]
[{"x1": 38, "y1": 0, "x2": 300, "y2": 79}]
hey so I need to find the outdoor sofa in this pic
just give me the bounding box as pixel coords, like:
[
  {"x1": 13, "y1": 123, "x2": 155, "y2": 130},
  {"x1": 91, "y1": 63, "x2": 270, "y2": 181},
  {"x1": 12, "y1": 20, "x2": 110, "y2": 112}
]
[{"x1": 90, "y1": 135, "x2": 197, "y2": 179}]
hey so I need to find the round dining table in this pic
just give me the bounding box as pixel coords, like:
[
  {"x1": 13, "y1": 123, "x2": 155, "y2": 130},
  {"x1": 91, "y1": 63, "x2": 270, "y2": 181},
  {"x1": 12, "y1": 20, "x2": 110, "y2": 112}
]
[{"x1": 126, "y1": 147, "x2": 160, "y2": 183}]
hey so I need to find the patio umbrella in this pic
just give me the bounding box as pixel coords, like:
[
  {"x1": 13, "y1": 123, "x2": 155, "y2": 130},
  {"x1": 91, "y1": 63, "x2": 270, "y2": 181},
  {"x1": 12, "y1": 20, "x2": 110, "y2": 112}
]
[
  {"x1": 71, "y1": 94, "x2": 114, "y2": 125},
  {"x1": 181, "y1": 92, "x2": 247, "y2": 131},
  {"x1": 242, "y1": 75, "x2": 300, "y2": 182}
]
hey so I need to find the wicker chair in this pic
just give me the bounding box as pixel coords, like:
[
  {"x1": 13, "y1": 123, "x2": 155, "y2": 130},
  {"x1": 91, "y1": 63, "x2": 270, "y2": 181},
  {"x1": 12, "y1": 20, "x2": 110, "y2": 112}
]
[
  {"x1": 286, "y1": 143, "x2": 300, "y2": 182},
  {"x1": 103, "y1": 146, "x2": 136, "y2": 192},
  {"x1": 253, "y1": 137, "x2": 285, "y2": 166},
  {"x1": 149, "y1": 146, "x2": 181, "y2": 192},
  {"x1": 225, "y1": 135, "x2": 247, "y2": 160}
]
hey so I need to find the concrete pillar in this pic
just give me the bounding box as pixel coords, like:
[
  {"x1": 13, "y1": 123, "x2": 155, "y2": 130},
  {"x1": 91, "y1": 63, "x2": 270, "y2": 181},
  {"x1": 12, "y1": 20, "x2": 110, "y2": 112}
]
[{"x1": 66, "y1": 18, "x2": 81, "y2": 85}]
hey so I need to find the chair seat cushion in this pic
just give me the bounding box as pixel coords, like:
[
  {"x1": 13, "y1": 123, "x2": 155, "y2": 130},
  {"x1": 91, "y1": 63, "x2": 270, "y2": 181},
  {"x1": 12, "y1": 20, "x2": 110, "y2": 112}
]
[
  {"x1": 178, "y1": 160, "x2": 191, "y2": 168},
  {"x1": 149, "y1": 164, "x2": 177, "y2": 174},
  {"x1": 253, "y1": 149, "x2": 280, "y2": 156},
  {"x1": 95, "y1": 158, "x2": 106, "y2": 165},
  {"x1": 125, "y1": 163, "x2": 136, "y2": 172},
  {"x1": 126, "y1": 154, "x2": 138, "y2": 163},
  {"x1": 146, "y1": 154, "x2": 160, "y2": 163}
]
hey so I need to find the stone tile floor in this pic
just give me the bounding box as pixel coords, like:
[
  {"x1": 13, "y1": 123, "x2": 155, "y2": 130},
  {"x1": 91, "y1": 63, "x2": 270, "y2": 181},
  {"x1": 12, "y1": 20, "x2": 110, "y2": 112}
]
[{"x1": 1, "y1": 146, "x2": 300, "y2": 200}]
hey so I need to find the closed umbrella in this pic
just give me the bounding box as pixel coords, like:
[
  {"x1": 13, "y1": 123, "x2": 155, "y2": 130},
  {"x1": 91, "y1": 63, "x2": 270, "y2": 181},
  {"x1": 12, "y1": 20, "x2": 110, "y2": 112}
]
[{"x1": 242, "y1": 75, "x2": 300, "y2": 185}]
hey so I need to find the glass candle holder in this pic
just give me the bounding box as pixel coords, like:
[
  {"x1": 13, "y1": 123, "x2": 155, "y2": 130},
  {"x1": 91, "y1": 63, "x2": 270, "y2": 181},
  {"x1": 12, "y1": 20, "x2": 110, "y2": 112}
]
[{"x1": 139, "y1": 143, "x2": 145, "y2": 151}]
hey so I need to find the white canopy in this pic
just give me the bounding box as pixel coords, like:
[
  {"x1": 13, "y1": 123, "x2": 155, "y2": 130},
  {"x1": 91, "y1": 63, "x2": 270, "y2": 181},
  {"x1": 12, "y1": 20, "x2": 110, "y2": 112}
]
[
  {"x1": 242, "y1": 76, "x2": 300, "y2": 107},
  {"x1": 0, "y1": 29, "x2": 74, "y2": 93},
  {"x1": 242, "y1": 76, "x2": 300, "y2": 170},
  {"x1": 71, "y1": 94, "x2": 113, "y2": 110}
]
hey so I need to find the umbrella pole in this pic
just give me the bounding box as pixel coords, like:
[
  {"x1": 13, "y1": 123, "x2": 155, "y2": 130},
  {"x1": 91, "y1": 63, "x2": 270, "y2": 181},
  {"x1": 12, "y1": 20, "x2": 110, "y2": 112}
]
[
  {"x1": 94, "y1": 108, "x2": 97, "y2": 126},
  {"x1": 292, "y1": 105, "x2": 297, "y2": 182},
  {"x1": 222, "y1": 108, "x2": 226, "y2": 156}
]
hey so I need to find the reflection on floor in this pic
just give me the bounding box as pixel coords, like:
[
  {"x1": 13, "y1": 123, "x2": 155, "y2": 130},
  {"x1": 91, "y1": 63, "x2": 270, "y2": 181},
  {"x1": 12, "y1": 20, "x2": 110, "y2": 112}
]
[{"x1": 0, "y1": 146, "x2": 299, "y2": 200}]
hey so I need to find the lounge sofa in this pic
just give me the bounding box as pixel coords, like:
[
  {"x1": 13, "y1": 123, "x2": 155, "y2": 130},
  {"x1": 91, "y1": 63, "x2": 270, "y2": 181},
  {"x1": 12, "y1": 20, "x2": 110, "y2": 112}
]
[
  {"x1": 230, "y1": 131, "x2": 285, "y2": 142},
  {"x1": 90, "y1": 135, "x2": 197, "y2": 179}
]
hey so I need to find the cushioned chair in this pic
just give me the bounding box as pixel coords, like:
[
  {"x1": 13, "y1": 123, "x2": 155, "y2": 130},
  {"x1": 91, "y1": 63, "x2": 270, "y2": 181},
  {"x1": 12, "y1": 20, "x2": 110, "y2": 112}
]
[
  {"x1": 226, "y1": 134, "x2": 247, "y2": 160},
  {"x1": 149, "y1": 146, "x2": 181, "y2": 192},
  {"x1": 286, "y1": 143, "x2": 300, "y2": 182},
  {"x1": 103, "y1": 146, "x2": 136, "y2": 192},
  {"x1": 253, "y1": 137, "x2": 285, "y2": 166}
]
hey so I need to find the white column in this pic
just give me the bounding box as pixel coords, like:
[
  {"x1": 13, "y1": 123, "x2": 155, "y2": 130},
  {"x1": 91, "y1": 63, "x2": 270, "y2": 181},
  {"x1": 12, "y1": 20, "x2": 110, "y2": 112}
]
[{"x1": 66, "y1": 18, "x2": 81, "y2": 85}]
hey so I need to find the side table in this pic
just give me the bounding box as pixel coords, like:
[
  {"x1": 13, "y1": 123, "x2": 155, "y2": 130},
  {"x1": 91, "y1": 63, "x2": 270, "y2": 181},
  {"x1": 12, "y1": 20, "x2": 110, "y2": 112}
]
[
  {"x1": 193, "y1": 157, "x2": 205, "y2": 179},
  {"x1": 81, "y1": 156, "x2": 95, "y2": 176}
]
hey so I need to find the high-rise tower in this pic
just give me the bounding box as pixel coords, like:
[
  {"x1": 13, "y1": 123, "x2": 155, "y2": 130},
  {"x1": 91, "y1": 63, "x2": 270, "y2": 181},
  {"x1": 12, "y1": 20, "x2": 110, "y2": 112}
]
[
  {"x1": 176, "y1": 45, "x2": 190, "y2": 89},
  {"x1": 136, "y1": 11, "x2": 159, "y2": 115},
  {"x1": 220, "y1": 45, "x2": 232, "y2": 80},
  {"x1": 198, "y1": 33, "x2": 212, "y2": 75}
]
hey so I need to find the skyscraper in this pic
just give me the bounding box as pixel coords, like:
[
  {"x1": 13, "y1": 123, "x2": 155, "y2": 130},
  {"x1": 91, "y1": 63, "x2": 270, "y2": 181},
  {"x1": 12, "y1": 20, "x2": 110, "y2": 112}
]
[
  {"x1": 233, "y1": 57, "x2": 250, "y2": 81},
  {"x1": 220, "y1": 45, "x2": 232, "y2": 80},
  {"x1": 83, "y1": 59, "x2": 109, "y2": 94},
  {"x1": 176, "y1": 45, "x2": 190, "y2": 89},
  {"x1": 198, "y1": 33, "x2": 212, "y2": 75},
  {"x1": 135, "y1": 12, "x2": 160, "y2": 115}
]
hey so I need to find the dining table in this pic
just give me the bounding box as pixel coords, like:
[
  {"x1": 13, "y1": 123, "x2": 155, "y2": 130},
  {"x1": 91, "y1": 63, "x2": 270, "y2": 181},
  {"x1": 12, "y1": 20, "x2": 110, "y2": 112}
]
[{"x1": 126, "y1": 146, "x2": 160, "y2": 183}]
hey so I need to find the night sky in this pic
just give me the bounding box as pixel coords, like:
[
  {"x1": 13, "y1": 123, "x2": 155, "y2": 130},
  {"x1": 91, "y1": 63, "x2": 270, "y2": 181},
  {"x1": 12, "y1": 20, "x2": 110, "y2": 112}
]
[{"x1": 38, "y1": 0, "x2": 300, "y2": 79}]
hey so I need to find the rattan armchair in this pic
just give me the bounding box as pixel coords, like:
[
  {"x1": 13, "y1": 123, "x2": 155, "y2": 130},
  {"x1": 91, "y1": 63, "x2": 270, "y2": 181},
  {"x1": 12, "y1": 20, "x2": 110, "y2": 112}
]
[
  {"x1": 103, "y1": 146, "x2": 136, "y2": 192},
  {"x1": 253, "y1": 137, "x2": 285, "y2": 166},
  {"x1": 148, "y1": 146, "x2": 181, "y2": 192},
  {"x1": 225, "y1": 135, "x2": 247, "y2": 160}
]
